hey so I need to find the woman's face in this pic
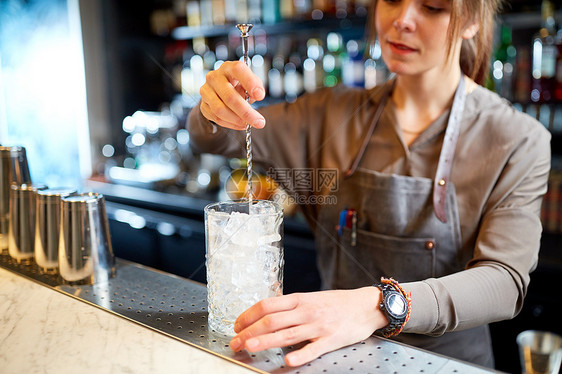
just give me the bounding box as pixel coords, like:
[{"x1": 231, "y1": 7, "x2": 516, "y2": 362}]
[{"x1": 375, "y1": 0, "x2": 459, "y2": 77}]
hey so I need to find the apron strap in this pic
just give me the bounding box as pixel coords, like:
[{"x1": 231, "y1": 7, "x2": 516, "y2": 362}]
[
  {"x1": 433, "y1": 76, "x2": 466, "y2": 223},
  {"x1": 345, "y1": 78, "x2": 395, "y2": 178},
  {"x1": 344, "y1": 75, "x2": 467, "y2": 223}
]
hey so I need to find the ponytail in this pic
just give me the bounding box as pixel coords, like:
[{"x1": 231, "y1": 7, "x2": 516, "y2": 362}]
[{"x1": 453, "y1": 0, "x2": 503, "y2": 85}]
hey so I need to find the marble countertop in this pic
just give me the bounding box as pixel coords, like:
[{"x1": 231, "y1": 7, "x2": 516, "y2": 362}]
[{"x1": 0, "y1": 266, "x2": 255, "y2": 374}]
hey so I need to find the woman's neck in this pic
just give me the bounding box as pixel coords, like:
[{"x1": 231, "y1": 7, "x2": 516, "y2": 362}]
[
  {"x1": 391, "y1": 68, "x2": 463, "y2": 146},
  {"x1": 392, "y1": 68, "x2": 462, "y2": 117}
]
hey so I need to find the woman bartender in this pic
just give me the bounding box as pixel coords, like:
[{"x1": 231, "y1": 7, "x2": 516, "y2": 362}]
[{"x1": 187, "y1": 0, "x2": 551, "y2": 368}]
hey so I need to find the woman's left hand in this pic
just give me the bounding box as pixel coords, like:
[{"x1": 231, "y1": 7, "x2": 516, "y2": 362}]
[{"x1": 229, "y1": 287, "x2": 388, "y2": 367}]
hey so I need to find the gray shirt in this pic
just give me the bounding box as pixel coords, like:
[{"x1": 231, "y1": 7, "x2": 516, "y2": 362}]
[{"x1": 187, "y1": 83, "x2": 551, "y2": 336}]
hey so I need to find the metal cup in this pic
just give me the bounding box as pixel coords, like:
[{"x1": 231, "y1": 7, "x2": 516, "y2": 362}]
[
  {"x1": 8, "y1": 183, "x2": 47, "y2": 263},
  {"x1": 0, "y1": 146, "x2": 32, "y2": 253},
  {"x1": 517, "y1": 330, "x2": 562, "y2": 374},
  {"x1": 34, "y1": 188, "x2": 77, "y2": 274},
  {"x1": 58, "y1": 192, "x2": 116, "y2": 285}
]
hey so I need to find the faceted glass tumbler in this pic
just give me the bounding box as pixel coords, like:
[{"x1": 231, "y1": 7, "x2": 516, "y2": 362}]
[{"x1": 204, "y1": 199, "x2": 284, "y2": 336}]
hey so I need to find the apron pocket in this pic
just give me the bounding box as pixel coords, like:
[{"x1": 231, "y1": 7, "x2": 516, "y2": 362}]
[{"x1": 334, "y1": 227, "x2": 436, "y2": 287}]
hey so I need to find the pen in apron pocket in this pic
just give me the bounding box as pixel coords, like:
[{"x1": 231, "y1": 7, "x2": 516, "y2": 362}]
[
  {"x1": 337, "y1": 208, "x2": 348, "y2": 236},
  {"x1": 348, "y1": 209, "x2": 357, "y2": 246}
]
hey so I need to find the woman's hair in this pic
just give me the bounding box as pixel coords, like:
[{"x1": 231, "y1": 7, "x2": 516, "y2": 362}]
[{"x1": 367, "y1": 0, "x2": 504, "y2": 85}]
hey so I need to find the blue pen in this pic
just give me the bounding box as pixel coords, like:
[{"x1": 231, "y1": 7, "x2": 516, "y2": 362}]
[{"x1": 338, "y1": 208, "x2": 348, "y2": 236}]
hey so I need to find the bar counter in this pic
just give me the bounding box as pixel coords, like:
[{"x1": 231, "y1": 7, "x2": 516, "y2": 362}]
[
  {"x1": 0, "y1": 265, "x2": 255, "y2": 374},
  {"x1": 0, "y1": 255, "x2": 502, "y2": 374}
]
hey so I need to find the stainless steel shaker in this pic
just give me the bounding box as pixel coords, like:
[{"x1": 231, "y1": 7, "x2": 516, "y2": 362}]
[
  {"x1": 58, "y1": 192, "x2": 116, "y2": 284},
  {"x1": 0, "y1": 146, "x2": 32, "y2": 253},
  {"x1": 35, "y1": 188, "x2": 77, "y2": 273},
  {"x1": 8, "y1": 183, "x2": 47, "y2": 263},
  {"x1": 517, "y1": 330, "x2": 562, "y2": 374}
]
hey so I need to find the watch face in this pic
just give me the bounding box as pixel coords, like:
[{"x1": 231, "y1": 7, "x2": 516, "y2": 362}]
[{"x1": 387, "y1": 293, "x2": 407, "y2": 317}]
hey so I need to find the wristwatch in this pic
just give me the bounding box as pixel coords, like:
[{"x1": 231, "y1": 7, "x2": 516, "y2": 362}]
[{"x1": 375, "y1": 282, "x2": 409, "y2": 337}]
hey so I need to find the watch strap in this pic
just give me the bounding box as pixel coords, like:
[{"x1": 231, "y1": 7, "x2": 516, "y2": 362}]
[{"x1": 375, "y1": 277, "x2": 412, "y2": 338}]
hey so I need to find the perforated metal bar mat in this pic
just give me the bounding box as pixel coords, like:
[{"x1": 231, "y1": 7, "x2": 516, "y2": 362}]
[{"x1": 0, "y1": 255, "x2": 500, "y2": 374}]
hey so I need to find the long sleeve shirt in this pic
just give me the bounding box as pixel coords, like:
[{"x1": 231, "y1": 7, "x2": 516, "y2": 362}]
[{"x1": 187, "y1": 83, "x2": 551, "y2": 336}]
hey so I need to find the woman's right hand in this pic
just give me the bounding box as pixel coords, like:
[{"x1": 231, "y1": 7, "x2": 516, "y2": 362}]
[
  {"x1": 200, "y1": 60, "x2": 266, "y2": 130},
  {"x1": 230, "y1": 287, "x2": 387, "y2": 367}
]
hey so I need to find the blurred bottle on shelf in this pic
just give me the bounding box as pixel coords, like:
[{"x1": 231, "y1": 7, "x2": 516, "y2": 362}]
[
  {"x1": 321, "y1": 0, "x2": 335, "y2": 18},
  {"x1": 180, "y1": 44, "x2": 213, "y2": 105},
  {"x1": 268, "y1": 37, "x2": 292, "y2": 98},
  {"x1": 203, "y1": 48, "x2": 217, "y2": 71},
  {"x1": 335, "y1": 0, "x2": 349, "y2": 19},
  {"x1": 323, "y1": 32, "x2": 345, "y2": 87},
  {"x1": 185, "y1": 0, "x2": 208, "y2": 59},
  {"x1": 280, "y1": 0, "x2": 295, "y2": 20},
  {"x1": 514, "y1": 47, "x2": 532, "y2": 104},
  {"x1": 173, "y1": 0, "x2": 188, "y2": 26},
  {"x1": 252, "y1": 30, "x2": 271, "y2": 92},
  {"x1": 248, "y1": 0, "x2": 262, "y2": 23},
  {"x1": 269, "y1": 55, "x2": 285, "y2": 98},
  {"x1": 531, "y1": 0, "x2": 558, "y2": 103},
  {"x1": 311, "y1": 0, "x2": 328, "y2": 19},
  {"x1": 283, "y1": 62, "x2": 302, "y2": 102},
  {"x1": 363, "y1": 39, "x2": 386, "y2": 89},
  {"x1": 198, "y1": 0, "x2": 212, "y2": 26},
  {"x1": 252, "y1": 54, "x2": 269, "y2": 91},
  {"x1": 150, "y1": 9, "x2": 176, "y2": 36},
  {"x1": 491, "y1": 23, "x2": 517, "y2": 101},
  {"x1": 303, "y1": 38, "x2": 324, "y2": 93},
  {"x1": 353, "y1": 0, "x2": 369, "y2": 17},
  {"x1": 294, "y1": 0, "x2": 312, "y2": 19},
  {"x1": 215, "y1": 39, "x2": 230, "y2": 60},
  {"x1": 223, "y1": 0, "x2": 236, "y2": 23},
  {"x1": 262, "y1": 0, "x2": 281, "y2": 24},
  {"x1": 186, "y1": 1, "x2": 201, "y2": 27},
  {"x1": 284, "y1": 45, "x2": 304, "y2": 101},
  {"x1": 236, "y1": 0, "x2": 250, "y2": 23},
  {"x1": 342, "y1": 39, "x2": 365, "y2": 87},
  {"x1": 163, "y1": 41, "x2": 188, "y2": 98},
  {"x1": 211, "y1": 0, "x2": 226, "y2": 24}
]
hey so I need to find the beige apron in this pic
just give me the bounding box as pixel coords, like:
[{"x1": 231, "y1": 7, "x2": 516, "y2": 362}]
[{"x1": 314, "y1": 77, "x2": 494, "y2": 367}]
